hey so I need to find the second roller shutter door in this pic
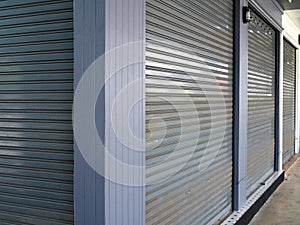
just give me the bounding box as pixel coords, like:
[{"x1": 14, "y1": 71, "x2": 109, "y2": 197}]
[
  {"x1": 247, "y1": 10, "x2": 276, "y2": 197},
  {"x1": 145, "y1": 1, "x2": 234, "y2": 224},
  {"x1": 283, "y1": 39, "x2": 296, "y2": 164}
]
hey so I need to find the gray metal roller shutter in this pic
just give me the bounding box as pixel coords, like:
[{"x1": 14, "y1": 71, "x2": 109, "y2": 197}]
[
  {"x1": 0, "y1": 1, "x2": 73, "y2": 224},
  {"x1": 145, "y1": 1, "x2": 234, "y2": 224},
  {"x1": 283, "y1": 39, "x2": 296, "y2": 164},
  {"x1": 247, "y1": 9, "x2": 276, "y2": 197}
]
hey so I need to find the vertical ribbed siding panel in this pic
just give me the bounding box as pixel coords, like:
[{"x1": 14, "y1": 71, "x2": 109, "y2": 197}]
[
  {"x1": 0, "y1": 0, "x2": 73, "y2": 224},
  {"x1": 82, "y1": 1, "x2": 96, "y2": 224},
  {"x1": 74, "y1": 0, "x2": 106, "y2": 223},
  {"x1": 73, "y1": 0, "x2": 85, "y2": 225},
  {"x1": 283, "y1": 39, "x2": 296, "y2": 164},
  {"x1": 145, "y1": 1, "x2": 234, "y2": 224},
  {"x1": 105, "y1": 0, "x2": 145, "y2": 224},
  {"x1": 247, "y1": 10, "x2": 276, "y2": 197},
  {"x1": 74, "y1": 0, "x2": 84, "y2": 223},
  {"x1": 94, "y1": 0, "x2": 106, "y2": 224}
]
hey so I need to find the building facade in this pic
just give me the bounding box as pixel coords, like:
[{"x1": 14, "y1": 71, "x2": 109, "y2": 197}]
[{"x1": 0, "y1": 0, "x2": 299, "y2": 224}]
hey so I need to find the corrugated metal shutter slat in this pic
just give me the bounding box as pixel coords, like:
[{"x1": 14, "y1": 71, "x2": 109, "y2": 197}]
[
  {"x1": 146, "y1": 1, "x2": 233, "y2": 224},
  {"x1": 0, "y1": 1, "x2": 73, "y2": 224},
  {"x1": 247, "y1": 10, "x2": 276, "y2": 197},
  {"x1": 283, "y1": 39, "x2": 296, "y2": 163}
]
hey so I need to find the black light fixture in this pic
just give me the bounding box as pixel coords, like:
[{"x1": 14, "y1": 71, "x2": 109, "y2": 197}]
[
  {"x1": 243, "y1": 6, "x2": 251, "y2": 23},
  {"x1": 299, "y1": 34, "x2": 300, "y2": 45}
]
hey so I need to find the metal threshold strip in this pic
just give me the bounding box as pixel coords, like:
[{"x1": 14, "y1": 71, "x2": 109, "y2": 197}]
[{"x1": 221, "y1": 172, "x2": 284, "y2": 225}]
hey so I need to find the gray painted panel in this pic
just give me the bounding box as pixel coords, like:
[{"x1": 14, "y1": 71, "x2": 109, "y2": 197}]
[{"x1": 233, "y1": 0, "x2": 248, "y2": 211}]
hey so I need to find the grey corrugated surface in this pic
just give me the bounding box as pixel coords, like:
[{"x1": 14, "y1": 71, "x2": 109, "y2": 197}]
[
  {"x1": 145, "y1": 1, "x2": 234, "y2": 224},
  {"x1": 247, "y1": 10, "x2": 276, "y2": 197},
  {"x1": 0, "y1": 0, "x2": 73, "y2": 224},
  {"x1": 283, "y1": 39, "x2": 296, "y2": 164}
]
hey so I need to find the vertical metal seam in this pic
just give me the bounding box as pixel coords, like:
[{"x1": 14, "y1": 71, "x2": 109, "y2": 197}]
[{"x1": 275, "y1": 30, "x2": 281, "y2": 171}]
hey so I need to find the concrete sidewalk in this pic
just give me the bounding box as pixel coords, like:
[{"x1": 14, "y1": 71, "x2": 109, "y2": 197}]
[{"x1": 250, "y1": 157, "x2": 300, "y2": 225}]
